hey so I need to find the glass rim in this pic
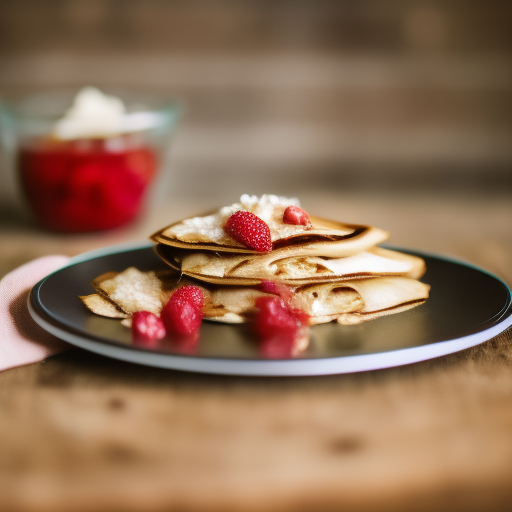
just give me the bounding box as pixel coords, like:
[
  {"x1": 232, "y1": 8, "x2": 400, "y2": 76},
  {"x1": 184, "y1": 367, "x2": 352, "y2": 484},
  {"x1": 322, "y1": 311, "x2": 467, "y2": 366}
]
[
  {"x1": 0, "y1": 87, "x2": 183, "y2": 135},
  {"x1": 0, "y1": 86, "x2": 184, "y2": 120}
]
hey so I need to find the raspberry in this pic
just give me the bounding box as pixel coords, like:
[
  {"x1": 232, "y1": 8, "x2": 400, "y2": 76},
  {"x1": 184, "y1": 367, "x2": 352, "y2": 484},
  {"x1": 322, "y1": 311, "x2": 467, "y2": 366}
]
[
  {"x1": 283, "y1": 205, "x2": 311, "y2": 226},
  {"x1": 161, "y1": 286, "x2": 203, "y2": 335},
  {"x1": 259, "y1": 280, "x2": 294, "y2": 303},
  {"x1": 132, "y1": 311, "x2": 166, "y2": 341},
  {"x1": 254, "y1": 296, "x2": 309, "y2": 337},
  {"x1": 224, "y1": 211, "x2": 272, "y2": 252}
]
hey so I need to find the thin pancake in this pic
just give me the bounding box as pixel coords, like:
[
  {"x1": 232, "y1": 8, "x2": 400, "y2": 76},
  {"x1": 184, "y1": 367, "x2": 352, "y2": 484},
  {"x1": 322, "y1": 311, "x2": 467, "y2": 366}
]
[
  {"x1": 79, "y1": 294, "x2": 129, "y2": 319},
  {"x1": 335, "y1": 277, "x2": 430, "y2": 324},
  {"x1": 92, "y1": 267, "x2": 184, "y2": 316},
  {"x1": 155, "y1": 245, "x2": 426, "y2": 286},
  {"x1": 151, "y1": 215, "x2": 389, "y2": 255},
  {"x1": 204, "y1": 277, "x2": 428, "y2": 324},
  {"x1": 82, "y1": 271, "x2": 429, "y2": 326}
]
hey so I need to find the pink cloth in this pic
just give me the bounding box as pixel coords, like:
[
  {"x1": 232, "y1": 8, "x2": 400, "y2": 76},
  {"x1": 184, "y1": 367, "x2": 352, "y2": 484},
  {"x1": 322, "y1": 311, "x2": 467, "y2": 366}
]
[{"x1": 0, "y1": 255, "x2": 71, "y2": 372}]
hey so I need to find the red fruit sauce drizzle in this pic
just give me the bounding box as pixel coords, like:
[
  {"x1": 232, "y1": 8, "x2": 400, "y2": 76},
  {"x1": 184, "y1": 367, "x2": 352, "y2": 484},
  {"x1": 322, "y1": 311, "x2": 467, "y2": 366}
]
[{"x1": 19, "y1": 137, "x2": 157, "y2": 232}]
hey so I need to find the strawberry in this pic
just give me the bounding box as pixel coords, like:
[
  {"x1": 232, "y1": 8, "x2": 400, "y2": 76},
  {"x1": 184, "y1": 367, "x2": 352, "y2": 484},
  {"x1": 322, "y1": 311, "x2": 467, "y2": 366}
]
[
  {"x1": 254, "y1": 296, "x2": 309, "y2": 337},
  {"x1": 259, "y1": 280, "x2": 294, "y2": 303},
  {"x1": 161, "y1": 285, "x2": 204, "y2": 335},
  {"x1": 224, "y1": 211, "x2": 272, "y2": 252},
  {"x1": 283, "y1": 205, "x2": 311, "y2": 226},
  {"x1": 169, "y1": 285, "x2": 204, "y2": 310},
  {"x1": 132, "y1": 311, "x2": 166, "y2": 342},
  {"x1": 254, "y1": 296, "x2": 310, "y2": 358}
]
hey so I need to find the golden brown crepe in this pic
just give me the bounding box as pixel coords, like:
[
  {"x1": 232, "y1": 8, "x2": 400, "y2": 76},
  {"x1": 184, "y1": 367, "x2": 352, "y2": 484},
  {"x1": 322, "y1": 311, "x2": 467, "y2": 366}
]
[
  {"x1": 81, "y1": 268, "x2": 429, "y2": 326},
  {"x1": 154, "y1": 244, "x2": 426, "y2": 286},
  {"x1": 151, "y1": 215, "x2": 389, "y2": 256},
  {"x1": 204, "y1": 277, "x2": 429, "y2": 325},
  {"x1": 81, "y1": 195, "x2": 430, "y2": 334}
]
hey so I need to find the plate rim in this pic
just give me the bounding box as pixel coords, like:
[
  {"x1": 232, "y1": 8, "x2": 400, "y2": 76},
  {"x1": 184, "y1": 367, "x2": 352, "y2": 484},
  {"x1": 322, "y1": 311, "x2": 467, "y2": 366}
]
[{"x1": 28, "y1": 241, "x2": 512, "y2": 376}]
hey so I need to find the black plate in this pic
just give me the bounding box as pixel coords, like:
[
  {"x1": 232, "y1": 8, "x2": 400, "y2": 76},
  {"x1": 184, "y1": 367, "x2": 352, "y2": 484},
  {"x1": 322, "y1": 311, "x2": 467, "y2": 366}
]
[{"x1": 28, "y1": 243, "x2": 512, "y2": 376}]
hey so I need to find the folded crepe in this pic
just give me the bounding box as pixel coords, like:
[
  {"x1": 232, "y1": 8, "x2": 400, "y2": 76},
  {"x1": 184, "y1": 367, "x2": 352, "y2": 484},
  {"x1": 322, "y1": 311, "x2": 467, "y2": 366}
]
[
  {"x1": 155, "y1": 244, "x2": 426, "y2": 286},
  {"x1": 80, "y1": 267, "x2": 181, "y2": 318},
  {"x1": 151, "y1": 194, "x2": 389, "y2": 256},
  {"x1": 81, "y1": 267, "x2": 429, "y2": 326},
  {"x1": 81, "y1": 195, "x2": 430, "y2": 335}
]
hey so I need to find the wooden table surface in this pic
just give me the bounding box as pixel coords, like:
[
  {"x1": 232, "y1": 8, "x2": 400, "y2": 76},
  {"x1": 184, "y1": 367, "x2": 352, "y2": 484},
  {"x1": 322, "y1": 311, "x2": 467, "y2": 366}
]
[{"x1": 1, "y1": 190, "x2": 511, "y2": 512}]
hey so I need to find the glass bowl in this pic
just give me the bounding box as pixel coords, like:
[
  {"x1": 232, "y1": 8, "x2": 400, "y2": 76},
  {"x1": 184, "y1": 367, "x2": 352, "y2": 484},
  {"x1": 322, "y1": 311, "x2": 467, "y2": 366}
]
[{"x1": 0, "y1": 88, "x2": 181, "y2": 232}]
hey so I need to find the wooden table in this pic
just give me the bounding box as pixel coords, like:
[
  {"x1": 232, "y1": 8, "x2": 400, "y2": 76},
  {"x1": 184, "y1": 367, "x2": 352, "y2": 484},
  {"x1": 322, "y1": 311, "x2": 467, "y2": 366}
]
[{"x1": 1, "y1": 190, "x2": 512, "y2": 512}]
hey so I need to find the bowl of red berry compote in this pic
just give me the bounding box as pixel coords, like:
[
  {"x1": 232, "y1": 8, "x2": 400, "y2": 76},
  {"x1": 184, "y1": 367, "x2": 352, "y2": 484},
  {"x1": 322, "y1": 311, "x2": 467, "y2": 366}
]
[{"x1": 0, "y1": 87, "x2": 180, "y2": 232}]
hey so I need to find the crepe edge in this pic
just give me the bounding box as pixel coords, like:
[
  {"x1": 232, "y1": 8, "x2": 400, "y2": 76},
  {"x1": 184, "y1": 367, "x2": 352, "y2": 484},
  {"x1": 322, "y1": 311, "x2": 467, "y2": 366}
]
[{"x1": 150, "y1": 216, "x2": 386, "y2": 254}]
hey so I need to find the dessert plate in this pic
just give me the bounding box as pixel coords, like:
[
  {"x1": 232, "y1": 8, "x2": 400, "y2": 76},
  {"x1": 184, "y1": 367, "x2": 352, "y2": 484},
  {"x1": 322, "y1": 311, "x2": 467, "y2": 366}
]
[{"x1": 28, "y1": 242, "x2": 512, "y2": 376}]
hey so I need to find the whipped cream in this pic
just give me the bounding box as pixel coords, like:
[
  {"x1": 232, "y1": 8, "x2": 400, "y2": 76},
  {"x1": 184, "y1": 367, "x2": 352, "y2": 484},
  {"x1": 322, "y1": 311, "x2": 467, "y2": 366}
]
[
  {"x1": 53, "y1": 86, "x2": 162, "y2": 140},
  {"x1": 170, "y1": 194, "x2": 307, "y2": 243}
]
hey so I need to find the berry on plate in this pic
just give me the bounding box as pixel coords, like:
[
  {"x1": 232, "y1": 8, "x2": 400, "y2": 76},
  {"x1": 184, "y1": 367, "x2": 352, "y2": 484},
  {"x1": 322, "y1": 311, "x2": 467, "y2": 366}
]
[
  {"x1": 254, "y1": 296, "x2": 310, "y2": 358},
  {"x1": 169, "y1": 285, "x2": 204, "y2": 310},
  {"x1": 161, "y1": 285, "x2": 204, "y2": 335},
  {"x1": 132, "y1": 311, "x2": 166, "y2": 341},
  {"x1": 254, "y1": 296, "x2": 309, "y2": 337}
]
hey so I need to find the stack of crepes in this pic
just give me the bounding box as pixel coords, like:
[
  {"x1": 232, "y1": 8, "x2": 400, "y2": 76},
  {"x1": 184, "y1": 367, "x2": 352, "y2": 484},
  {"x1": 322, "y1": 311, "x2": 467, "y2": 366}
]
[{"x1": 81, "y1": 195, "x2": 430, "y2": 327}]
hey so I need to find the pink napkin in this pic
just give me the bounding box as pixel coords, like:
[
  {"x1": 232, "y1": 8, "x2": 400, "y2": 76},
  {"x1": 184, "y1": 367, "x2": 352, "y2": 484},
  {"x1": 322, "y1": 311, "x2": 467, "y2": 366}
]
[{"x1": 0, "y1": 255, "x2": 71, "y2": 372}]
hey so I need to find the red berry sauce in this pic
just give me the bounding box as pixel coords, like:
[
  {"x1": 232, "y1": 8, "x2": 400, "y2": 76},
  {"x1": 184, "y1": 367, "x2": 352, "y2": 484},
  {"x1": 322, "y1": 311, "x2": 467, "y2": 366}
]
[{"x1": 18, "y1": 137, "x2": 157, "y2": 232}]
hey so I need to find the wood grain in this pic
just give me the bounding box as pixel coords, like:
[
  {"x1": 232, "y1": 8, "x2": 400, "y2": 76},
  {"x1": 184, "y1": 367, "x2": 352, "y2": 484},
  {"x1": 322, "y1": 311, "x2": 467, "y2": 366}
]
[
  {"x1": 1, "y1": 1, "x2": 511, "y2": 208},
  {"x1": 0, "y1": 192, "x2": 511, "y2": 512}
]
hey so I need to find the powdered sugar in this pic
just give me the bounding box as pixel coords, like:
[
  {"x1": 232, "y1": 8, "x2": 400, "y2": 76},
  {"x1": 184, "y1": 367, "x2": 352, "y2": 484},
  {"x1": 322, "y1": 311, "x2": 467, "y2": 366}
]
[{"x1": 170, "y1": 194, "x2": 308, "y2": 243}]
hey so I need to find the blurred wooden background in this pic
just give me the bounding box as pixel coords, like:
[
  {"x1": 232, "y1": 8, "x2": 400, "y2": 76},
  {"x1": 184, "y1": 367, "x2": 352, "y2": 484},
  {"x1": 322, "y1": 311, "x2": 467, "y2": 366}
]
[
  {"x1": 0, "y1": 0, "x2": 511, "y2": 201},
  {"x1": 1, "y1": 5, "x2": 512, "y2": 511}
]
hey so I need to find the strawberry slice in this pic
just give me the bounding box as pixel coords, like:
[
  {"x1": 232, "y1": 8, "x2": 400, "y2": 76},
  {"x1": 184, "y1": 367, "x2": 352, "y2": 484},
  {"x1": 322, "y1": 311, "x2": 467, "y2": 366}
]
[
  {"x1": 224, "y1": 211, "x2": 272, "y2": 252},
  {"x1": 283, "y1": 205, "x2": 311, "y2": 226}
]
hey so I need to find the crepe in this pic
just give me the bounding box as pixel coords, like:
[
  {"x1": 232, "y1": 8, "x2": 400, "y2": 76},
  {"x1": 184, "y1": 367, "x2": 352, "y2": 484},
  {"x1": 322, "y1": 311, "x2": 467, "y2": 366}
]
[
  {"x1": 81, "y1": 194, "x2": 430, "y2": 338},
  {"x1": 205, "y1": 277, "x2": 429, "y2": 325},
  {"x1": 155, "y1": 244, "x2": 426, "y2": 286},
  {"x1": 79, "y1": 293, "x2": 129, "y2": 319},
  {"x1": 86, "y1": 267, "x2": 183, "y2": 316},
  {"x1": 151, "y1": 193, "x2": 389, "y2": 257},
  {"x1": 152, "y1": 216, "x2": 389, "y2": 256},
  {"x1": 81, "y1": 267, "x2": 429, "y2": 326}
]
